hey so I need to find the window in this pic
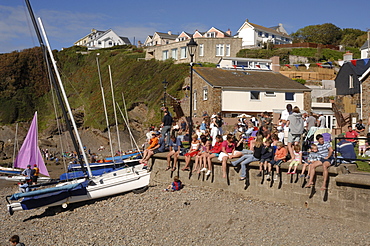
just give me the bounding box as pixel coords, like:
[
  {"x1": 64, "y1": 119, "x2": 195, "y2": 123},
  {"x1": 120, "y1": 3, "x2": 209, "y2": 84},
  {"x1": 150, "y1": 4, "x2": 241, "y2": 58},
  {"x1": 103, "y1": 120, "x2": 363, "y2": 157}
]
[
  {"x1": 225, "y1": 44, "x2": 230, "y2": 56},
  {"x1": 203, "y1": 87, "x2": 208, "y2": 100},
  {"x1": 199, "y1": 44, "x2": 204, "y2": 56},
  {"x1": 272, "y1": 35, "x2": 275, "y2": 38},
  {"x1": 108, "y1": 41, "x2": 112, "y2": 45},
  {"x1": 180, "y1": 47, "x2": 187, "y2": 59},
  {"x1": 98, "y1": 41, "x2": 101, "y2": 45},
  {"x1": 162, "y1": 50, "x2": 169, "y2": 60},
  {"x1": 349, "y1": 74, "x2": 354, "y2": 88},
  {"x1": 265, "y1": 91, "x2": 276, "y2": 97},
  {"x1": 171, "y1": 49, "x2": 177, "y2": 60},
  {"x1": 216, "y1": 44, "x2": 224, "y2": 56},
  {"x1": 250, "y1": 91, "x2": 260, "y2": 100},
  {"x1": 193, "y1": 90, "x2": 197, "y2": 111},
  {"x1": 207, "y1": 32, "x2": 216, "y2": 38},
  {"x1": 258, "y1": 31, "x2": 263, "y2": 37},
  {"x1": 178, "y1": 37, "x2": 186, "y2": 41},
  {"x1": 265, "y1": 33, "x2": 269, "y2": 38},
  {"x1": 285, "y1": 92, "x2": 295, "y2": 101}
]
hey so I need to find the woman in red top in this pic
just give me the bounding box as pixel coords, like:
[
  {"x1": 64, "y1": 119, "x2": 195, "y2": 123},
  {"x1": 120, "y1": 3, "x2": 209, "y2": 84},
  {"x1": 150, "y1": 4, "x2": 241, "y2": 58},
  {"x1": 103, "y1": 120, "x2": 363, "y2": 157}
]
[
  {"x1": 182, "y1": 134, "x2": 200, "y2": 171},
  {"x1": 218, "y1": 134, "x2": 236, "y2": 178},
  {"x1": 203, "y1": 135, "x2": 223, "y2": 176}
]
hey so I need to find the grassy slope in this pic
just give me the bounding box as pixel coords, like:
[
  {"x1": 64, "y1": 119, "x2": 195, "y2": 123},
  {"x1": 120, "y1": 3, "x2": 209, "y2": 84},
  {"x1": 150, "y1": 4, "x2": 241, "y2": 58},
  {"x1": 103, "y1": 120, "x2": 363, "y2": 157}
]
[
  {"x1": 0, "y1": 46, "x2": 189, "y2": 130},
  {"x1": 58, "y1": 48, "x2": 190, "y2": 130}
]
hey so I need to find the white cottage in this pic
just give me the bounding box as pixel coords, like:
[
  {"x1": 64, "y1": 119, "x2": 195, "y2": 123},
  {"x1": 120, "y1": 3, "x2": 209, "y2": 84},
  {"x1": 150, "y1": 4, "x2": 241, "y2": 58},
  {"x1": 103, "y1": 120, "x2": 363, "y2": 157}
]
[
  {"x1": 235, "y1": 19, "x2": 292, "y2": 48},
  {"x1": 74, "y1": 29, "x2": 131, "y2": 50},
  {"x1": 190, "y1": 67, "x2": 311, "y2": 117}
]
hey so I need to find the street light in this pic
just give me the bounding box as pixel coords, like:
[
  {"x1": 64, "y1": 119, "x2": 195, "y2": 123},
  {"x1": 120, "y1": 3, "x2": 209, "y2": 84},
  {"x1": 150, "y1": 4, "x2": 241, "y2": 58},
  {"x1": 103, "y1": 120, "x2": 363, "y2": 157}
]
[
  {"x1": 187, "y1": 37, "x2": 198, "y2": 137},
  {"x1": 162, "y1": 79, "x2": 169, "y2": 108}
]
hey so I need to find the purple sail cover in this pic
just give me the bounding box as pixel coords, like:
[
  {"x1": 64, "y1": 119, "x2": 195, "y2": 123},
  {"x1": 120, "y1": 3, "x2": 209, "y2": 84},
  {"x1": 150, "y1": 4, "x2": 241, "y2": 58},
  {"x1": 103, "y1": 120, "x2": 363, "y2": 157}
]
[{"x1": 14, "y1": 112, "x2": 49, "y2": 176}]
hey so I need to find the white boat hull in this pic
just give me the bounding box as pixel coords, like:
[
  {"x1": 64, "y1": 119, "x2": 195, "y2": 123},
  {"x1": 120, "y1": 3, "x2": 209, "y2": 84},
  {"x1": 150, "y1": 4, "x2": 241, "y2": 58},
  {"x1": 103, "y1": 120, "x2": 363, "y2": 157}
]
[
  {"x1": 8, "y1": 164, "x2": 150, "y2": 213},
  {"x1": 0, "y1": 176, "x2": 51, "y2": 184}
]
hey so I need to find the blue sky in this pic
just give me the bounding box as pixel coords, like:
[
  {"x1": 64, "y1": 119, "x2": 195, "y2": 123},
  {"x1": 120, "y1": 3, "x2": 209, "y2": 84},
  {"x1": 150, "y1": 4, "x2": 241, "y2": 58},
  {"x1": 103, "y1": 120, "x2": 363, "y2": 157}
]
[{"x1": 1, "y1": 0, "x2": 369, "y2": 53}]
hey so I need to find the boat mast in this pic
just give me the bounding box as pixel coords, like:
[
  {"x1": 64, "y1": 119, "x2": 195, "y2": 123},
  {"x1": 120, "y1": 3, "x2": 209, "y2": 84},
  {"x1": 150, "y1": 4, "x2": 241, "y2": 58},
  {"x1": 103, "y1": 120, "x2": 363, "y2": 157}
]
[
  {"x1": 12, "y1": 123, "x2": 18, "y2": 165},
  {"x1": 38, "y1": 17, "x2": 93, "y2": 178},
  {"x1": 108, "y1": 65, "x2": 122, "y2": 155},
  {"x1": 121, "y1": 92, "x2": 134, "y2": 149},
  {"x1": 24, "y1": 0, "x2": 91, "y2": 177},
  {"x1": 96, "y1": 56, "x2": 115, "y2": 162}
]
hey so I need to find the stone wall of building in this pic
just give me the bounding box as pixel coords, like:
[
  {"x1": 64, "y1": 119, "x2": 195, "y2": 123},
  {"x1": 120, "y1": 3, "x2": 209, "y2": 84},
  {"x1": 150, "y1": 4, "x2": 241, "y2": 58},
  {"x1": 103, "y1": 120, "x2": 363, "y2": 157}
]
[
  {"x1": 144, "y1": 37, "x2": 242, "y2": 64},
  {"x1": 303, "y1": 91, "x2": 312, "y2": 113},
  {"x1": 336, "y1": 95, "x2": 359, "y2": 116},
  {"x1": 361, "y1": 75, "x2": 370, "y2": 121},
  {"x1": 150, "y1": 154, "x2": 370, "y2": 225},
  {"x1": 187, "y1": 74, "x2": 222, "y2": 117}
]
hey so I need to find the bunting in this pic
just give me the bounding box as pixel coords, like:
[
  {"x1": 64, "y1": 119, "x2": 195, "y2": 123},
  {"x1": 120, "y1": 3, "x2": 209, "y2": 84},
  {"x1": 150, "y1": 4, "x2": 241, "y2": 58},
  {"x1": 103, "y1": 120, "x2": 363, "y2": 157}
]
[
  {"x1": 232, "y1": 65, "x2": 237, "y2": 69},
  {"x1": 294, "y1": 64, "x2": 299, "y2": 69},
  {"x1": 364, "y1": 58, "x2": 369, "y2": 66},
  {"x1": 351, "y1": 60, "x2": 357, "y2": 66},
  {"x1": 316, "y1": 63, "x2": 322, "y2": 68},
  {"x1": 305, "y1": 63, "x2": 310, "y2": 70},
  {"x1": 256, "y1": 65, "x2": 261, "y2": 68},
  {"x1": 266, "y1": 64, "x2": 270, "y2": 70},
  {"x1": 285, "y1": 64, "x2": 291, "y2": 68}
]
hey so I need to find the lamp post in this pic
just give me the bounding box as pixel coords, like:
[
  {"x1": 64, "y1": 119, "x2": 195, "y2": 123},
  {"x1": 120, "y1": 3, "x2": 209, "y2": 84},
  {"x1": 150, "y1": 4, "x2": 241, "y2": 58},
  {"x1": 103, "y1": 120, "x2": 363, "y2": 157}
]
[
  {"x1": 162, "y1": 79, "x2": 169, "y2": 108},
  {"x1": 187, "y1": 37, "x2": 198, "y2": 137}
]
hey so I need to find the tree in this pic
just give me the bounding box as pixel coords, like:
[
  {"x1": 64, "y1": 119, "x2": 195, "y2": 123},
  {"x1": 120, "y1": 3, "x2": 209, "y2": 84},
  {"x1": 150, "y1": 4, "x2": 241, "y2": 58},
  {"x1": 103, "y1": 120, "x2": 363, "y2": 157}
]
[
  {"x1": 340, "y1": 28, "x2": 366, "y2": 47},
  {"x1": 291, "y1": 23, "x2": 342, "y2": 45}
]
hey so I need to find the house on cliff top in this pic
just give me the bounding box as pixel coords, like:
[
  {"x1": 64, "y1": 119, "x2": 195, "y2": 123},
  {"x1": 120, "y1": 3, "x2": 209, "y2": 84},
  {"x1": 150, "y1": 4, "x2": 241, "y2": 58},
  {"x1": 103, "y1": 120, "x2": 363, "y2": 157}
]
[
  {"x1": 74, "y1": 29, "x2": 131, "y2": 50},
  {"x1": 235, "y1": 19, "x2": 292, "y2": 48}
]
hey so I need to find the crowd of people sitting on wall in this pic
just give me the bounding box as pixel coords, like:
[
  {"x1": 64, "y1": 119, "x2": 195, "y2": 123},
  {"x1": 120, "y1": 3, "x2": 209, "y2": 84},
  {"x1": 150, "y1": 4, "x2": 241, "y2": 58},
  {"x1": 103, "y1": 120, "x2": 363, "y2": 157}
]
[{"x1": 143, "y1": 105, "x2": 368, "y2": 190}]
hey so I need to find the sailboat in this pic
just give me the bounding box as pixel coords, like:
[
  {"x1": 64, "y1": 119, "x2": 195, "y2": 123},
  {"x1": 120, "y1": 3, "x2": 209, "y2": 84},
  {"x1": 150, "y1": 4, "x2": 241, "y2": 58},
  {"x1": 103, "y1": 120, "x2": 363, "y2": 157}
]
[
  {"x1": 0, "y1": 112, "x2": 51, "y2": 184},
  {"x1": 6, "y1": 0, "x2": 150, "y2": 215}
]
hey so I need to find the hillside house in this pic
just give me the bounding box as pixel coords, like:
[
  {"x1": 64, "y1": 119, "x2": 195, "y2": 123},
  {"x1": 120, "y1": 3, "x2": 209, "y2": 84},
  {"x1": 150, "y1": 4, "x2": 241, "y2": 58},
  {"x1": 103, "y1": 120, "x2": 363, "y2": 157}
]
[
  {"x1": 143, "y1": 31, "x2": 178, "y2": 46},
  {"x1": 145, "y1": 28, "x2": 242, "y2": 64},
  {"x1": 217, "y1": 57, "x2": 280, "y2": 72},
  {"x1": 235, "y1": 19, "x2": 292, "y2": 48},
  {"x1": 334, "y1": 58, "x2": 370, "y2": 119},
  {"x1": 74, "y1": 29, "x2": 131, "y2": 50},
  {"x1": 184, "y1": 67, "x2": 311, "y2": 118},
  {"x1": 361, "y1": 40, "x2": 370, "y2": 59}
]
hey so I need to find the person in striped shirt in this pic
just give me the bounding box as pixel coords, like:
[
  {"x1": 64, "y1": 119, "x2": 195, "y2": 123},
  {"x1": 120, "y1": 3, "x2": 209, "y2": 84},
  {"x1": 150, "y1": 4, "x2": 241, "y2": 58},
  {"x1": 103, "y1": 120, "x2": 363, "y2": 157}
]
[{"x1": 305, "y1": 134, "x2": 333, "y2": 190}]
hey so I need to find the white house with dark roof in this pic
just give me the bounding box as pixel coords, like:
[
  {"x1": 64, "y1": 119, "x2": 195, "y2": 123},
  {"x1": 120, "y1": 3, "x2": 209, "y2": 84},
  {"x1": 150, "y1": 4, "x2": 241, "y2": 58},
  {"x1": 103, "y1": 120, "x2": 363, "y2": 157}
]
[
  {"x1": 188, "y1": 67, "x2": 311, "y2": 117},
  {"x1": 235, "y1": 19, "x2": 292, "y2": 48},
  {"x1": 361, "y1": 40, "x2": 369, "y2": 59},
  {"x1": 74, "y1": 29, "x2": 131, "y2": 50}
]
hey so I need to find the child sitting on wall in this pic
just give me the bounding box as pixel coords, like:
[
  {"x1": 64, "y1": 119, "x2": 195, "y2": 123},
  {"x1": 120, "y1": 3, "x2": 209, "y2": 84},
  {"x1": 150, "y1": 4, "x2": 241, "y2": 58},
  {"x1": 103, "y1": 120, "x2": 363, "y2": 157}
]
[
  {"x1": 287, "y1": 144, "x2": 302, "y2": 175},
  {"x1": 300, "y1": 144, "x2": 320, "y2": 179}
]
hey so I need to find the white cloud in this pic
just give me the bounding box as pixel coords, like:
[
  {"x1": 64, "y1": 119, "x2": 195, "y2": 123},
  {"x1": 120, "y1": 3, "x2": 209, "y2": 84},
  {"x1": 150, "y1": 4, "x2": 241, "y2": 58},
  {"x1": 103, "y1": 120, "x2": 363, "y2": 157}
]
[{"x1": 0, "y1": 4, "x2": 109, "y2": 52}]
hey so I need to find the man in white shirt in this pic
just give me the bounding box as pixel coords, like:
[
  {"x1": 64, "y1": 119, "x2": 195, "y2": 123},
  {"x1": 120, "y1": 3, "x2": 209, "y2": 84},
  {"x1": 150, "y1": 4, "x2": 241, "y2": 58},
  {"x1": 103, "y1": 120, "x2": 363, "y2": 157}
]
[{"x1": 317, "y1": 112, "x2": 326, "y2": 128}]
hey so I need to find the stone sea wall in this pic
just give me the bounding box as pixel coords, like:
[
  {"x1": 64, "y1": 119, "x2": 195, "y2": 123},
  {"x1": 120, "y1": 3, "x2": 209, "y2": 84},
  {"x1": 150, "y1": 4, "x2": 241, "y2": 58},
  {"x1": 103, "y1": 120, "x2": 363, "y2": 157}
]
[{"x1": 150, "y1": 153, "x2": 370, "y2": 225}]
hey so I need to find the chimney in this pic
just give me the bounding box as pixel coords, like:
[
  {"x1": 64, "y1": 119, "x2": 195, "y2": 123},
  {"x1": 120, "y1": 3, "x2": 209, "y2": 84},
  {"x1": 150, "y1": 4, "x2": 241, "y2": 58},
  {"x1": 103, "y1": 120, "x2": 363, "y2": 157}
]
[
  {"x1": 168, "y1": 31, "x2": 172, "y2": 35},
  {"x1": 343, "y1": 51, "x2": 353, "y2": 61},
  {"x1": 270, "y1": 56, "x2": 280, "y2": 73},
  {"x1": 226, "y1": 29, "x2": 231, "y2": 36}
]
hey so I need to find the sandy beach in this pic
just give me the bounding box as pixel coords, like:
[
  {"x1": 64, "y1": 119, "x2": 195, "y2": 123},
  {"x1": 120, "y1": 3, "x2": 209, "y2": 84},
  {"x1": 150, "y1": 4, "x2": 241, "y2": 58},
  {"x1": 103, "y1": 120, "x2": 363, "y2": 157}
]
[{"x1": 1, "y1": 174, "x2": 370, "y2": 246}]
